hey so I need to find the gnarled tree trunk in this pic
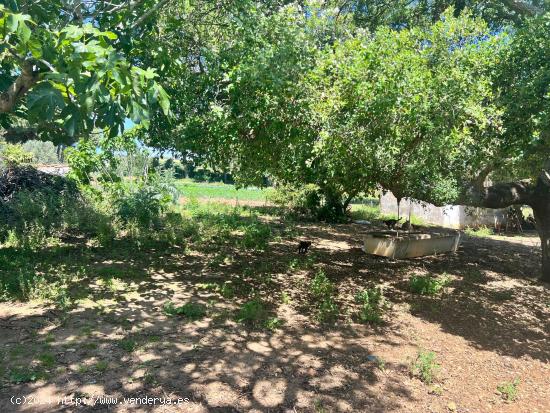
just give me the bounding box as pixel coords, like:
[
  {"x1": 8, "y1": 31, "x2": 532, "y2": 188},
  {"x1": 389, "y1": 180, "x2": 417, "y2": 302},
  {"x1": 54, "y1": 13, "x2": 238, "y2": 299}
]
[
  {"x1": 457, "y1": 170, "x2": 550, "y2": 283},
  {"x1": 531, "y1": 175, "x2": 550, "y2": 283}
]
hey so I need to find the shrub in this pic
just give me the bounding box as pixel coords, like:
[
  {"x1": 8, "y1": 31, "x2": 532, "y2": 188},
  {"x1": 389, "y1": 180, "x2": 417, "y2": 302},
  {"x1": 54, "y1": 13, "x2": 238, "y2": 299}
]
[
  {"x1": 411, "y1": 350, "x2": 440, "y2": 384},
  {"x1": 310, "y1": 270, "x2": 339, "y2": 323},
  {"x1": 0, "y1": 143, "x2": 34, "y2": 167},
  {"x1": 317, "y1": 298, "x2": 339, "y2": 323},
  {"x1": 310, "y1": 270, "x2": 335, "y2": 300},
  {"x1": 268, "y1": 183, "x2": 322, "y2": 217},
  {"x1": 240, "y1": 223, "x2": 272, "y2": 250},
  {"x1": 355, "y1": 287, "x2": 386, "y2": 323},
  {"x1": 409, "y1": 275, "x2": 449, "y2": 295},
  {"x1": 109, "y1": 185, "x2": 167, "y2": 229},
  {"x1": 21, "y1": 140, "x2": 59, "y2": 164}
]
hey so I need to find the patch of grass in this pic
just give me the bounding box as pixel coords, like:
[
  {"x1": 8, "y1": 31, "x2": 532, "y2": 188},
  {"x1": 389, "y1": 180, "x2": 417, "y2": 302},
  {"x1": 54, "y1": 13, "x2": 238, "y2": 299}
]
[
  {"x1": 117, "y1": 338, "x2": 139, "y2": 353},
  {"x1": 77, "y1": 364, "x2": 90, "y2": 374},
  {"x1": 464, "y1": 226, "x2": 493, "y2": 238},
  {"x1": 143, "y1": 370, "x2": 158, "y2": 386},
  {"x1": 349, "y1": 203, "x2": 380, "y2": 221},
  {"x1": 409, "y1": 275, "x2": 449, "y2": 295},
  {"x1": 492, "y1": 289, "x2": 514, "y2": 302},
  {"x1": 497, "y1": 378, "x2": 520, "y2": 401},
  {"x1": 355, "y1": 287, "x2": 387, "y2": 324},
  {"x1": 264, "y1": 317, "x2": 284, "y2": 330},
  {"x1": 281, "y1": 291, "x2": 291, "y2": 304},
  {"x1": 163, "y1": 301, "x2": 207, "y2": 319},
  {"x1": 79, "y1": 326, "x2": 93, "y2": 336},
  {"x1": 43, "y1": 332, "x2": 56, "y2": 343},
  {"x1": 288, "y1": 255, "x2": 316, "y2": 272},
  {"x1": 8, "y1": 367, "x2": 45, "y2": 384},
  {"x1": 236, "y1": 299, "x2": 269, "y2": 326},
  {"x1": 95, "y1": 360, "x2": 109, "y2": 373},
  {"x1": 197, "y1": 281, "x2": 235, "y2": 298},
  {"x1": 410, "y1": 350, "x2": 440, "y2": 384},
  {"x1": 463, "y1": 268, "x2": 486, "y2": 283},
  {"x1": 38, "y1": 353, "x2": 56, "y2": 368},
  {"x1": 175, "y1": 179, "x2": 273, "y2": 201},
  {"x1": 314, "y1": 399, "x2": 327, "y2": 413}
]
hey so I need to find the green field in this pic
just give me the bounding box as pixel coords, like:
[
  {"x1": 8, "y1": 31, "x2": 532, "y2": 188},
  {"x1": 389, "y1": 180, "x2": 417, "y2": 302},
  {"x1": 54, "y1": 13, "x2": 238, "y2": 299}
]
[{"x1": 175, "y1": 179, "x2": 274, "y2": 202}]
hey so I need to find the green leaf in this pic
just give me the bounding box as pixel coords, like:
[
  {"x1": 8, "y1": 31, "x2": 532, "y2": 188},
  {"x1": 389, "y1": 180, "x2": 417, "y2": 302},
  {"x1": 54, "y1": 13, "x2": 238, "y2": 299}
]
[
  {"x1": 27, "y1": 82, "x2": 66, "y2": 121},
  {"x1": 63, "y1": 107, "x2": 81, "y2": 137},
  {"x1": 27, "y1": 38, "x2": 42, "y2": 58}
]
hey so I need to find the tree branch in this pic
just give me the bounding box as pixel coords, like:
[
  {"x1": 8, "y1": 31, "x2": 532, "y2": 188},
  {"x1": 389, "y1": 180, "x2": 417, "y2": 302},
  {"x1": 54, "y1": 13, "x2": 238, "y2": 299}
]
[
  {"x1": 131, "y1": 0, "x2": 170, "y2": 29},
  {"x1": 500, "y1": 0, "x2": 544, "y2": 17},
  {"x1": 458, "y1": 177, "x2": 535, "y2": 209},
  {"x1": 0, "y1": 60, "x2": 40, "y2": 114}
]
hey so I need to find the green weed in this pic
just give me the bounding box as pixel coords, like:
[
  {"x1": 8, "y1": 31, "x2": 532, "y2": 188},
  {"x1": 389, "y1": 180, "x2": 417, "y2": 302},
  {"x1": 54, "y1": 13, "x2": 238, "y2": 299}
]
[
  {"x1": 8, "y1": 367, "x2": 45, "y2": 384},
  {"x1": 163, "y1": 301, "x2": 207, "y2": 319},
  {"x1": 411, "y1": 350, "x2": 440, "y2": 384},
  {"x1": 117, "y1": 338, "x2": 139, "y2": 353},
  {"x1": 95, "y1": 361, "x2": 109, "y2": 373},
  {"x1": 281, "y1": 291, "x2": 291, "y2": 304},
  {"x1": 409, "y1": 275, "x2": 449, "y2": 295},
  {"x1": 497, "y1": 378, "x2": 520, "y2": 401},
  {"x1": 464, "y1": 226, "x2": 493, "y2": 238},
  {"x1": 38, "y1": 353, "x2": 56, "y2": 368},
  {"x1": 236, "y1": 299, "x2": 268, "y2": 326},
  {"x1": 355, "y1": 287, "x2": 386, "y2": 323},
  {"x1": 264, "y1": 317, "x2": 284, "y2": 330},
  {"x1": 310, "y1": 270, "x2": 339, "y2": 323}
]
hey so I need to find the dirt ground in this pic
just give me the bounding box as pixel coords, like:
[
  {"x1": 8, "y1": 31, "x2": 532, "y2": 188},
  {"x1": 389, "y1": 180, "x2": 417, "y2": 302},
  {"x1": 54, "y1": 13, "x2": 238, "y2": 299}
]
[{"x1": 0, "y1": 220, "x2": 549, "y2": 413}]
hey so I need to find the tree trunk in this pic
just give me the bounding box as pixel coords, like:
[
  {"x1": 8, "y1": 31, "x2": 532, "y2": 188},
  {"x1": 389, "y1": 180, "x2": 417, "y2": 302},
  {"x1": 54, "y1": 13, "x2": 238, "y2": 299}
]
[
  {"x1": 531, "y1": 175, "x2": 550, "y2": 283},
  {"x1": 0, "y1": 60, "x2": 40, "y2": 113},
  {"x1": 536, "y1": 225, "x2": 550, "y2": 283},
  {"x1": 452, "y1": 169, "x2": 550, "y2": 283}
]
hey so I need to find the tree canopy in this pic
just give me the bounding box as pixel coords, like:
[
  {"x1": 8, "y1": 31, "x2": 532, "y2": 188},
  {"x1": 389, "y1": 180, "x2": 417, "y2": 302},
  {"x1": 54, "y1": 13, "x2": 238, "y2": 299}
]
[
  {"x1": 0, "y1": 1, "x2": 170, "y2": 144},
  {"x1": 2, "y1": 0, "x2": 550, "y2": 280}
]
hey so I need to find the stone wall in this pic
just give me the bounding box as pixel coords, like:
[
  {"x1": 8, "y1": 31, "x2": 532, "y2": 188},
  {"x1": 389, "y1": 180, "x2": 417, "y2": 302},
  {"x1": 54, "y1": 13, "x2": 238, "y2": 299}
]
[
  {"x1": 35, "y1": 164, "x2": 70, "y2": 176},
  {"x1": 380, "y1": 191, "x2": 506, "y2": 229}
]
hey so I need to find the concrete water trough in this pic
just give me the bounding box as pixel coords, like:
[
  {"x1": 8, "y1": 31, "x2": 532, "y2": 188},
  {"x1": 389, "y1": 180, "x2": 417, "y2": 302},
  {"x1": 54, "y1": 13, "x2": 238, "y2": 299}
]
[{"x1": 363, "y1": 231, "x2": 461, "y2": 259}]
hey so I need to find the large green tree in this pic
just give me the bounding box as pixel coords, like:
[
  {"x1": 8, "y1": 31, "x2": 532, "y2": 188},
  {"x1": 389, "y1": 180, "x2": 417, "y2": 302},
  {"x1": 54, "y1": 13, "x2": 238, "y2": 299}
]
[
  {"x1": 0, "y1": 1, "x2": 170, "y2": 144},
  {"x1": 134, "y1": 1, "x2": 550, "y2": 281}
]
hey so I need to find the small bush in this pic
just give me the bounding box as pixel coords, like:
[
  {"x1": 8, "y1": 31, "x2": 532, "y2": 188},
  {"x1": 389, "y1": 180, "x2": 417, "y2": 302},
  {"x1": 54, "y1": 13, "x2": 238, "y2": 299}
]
[
  {"x1": 411, "y1": 350, "x2": 440, "y2": 384},
  {"x1": 497, "y1": 378, "x2": 520, "y2": 401},
  {"x1": 409, "y1": 275, "x2": 449, "y2": 295},
  {"x1": 355, "y1": 287, "x2": 386, "y2": 323},
  {"x1": 317, "y1": 297, "x2": 339, "y2": 323},
  {"x1": 268, "y1": 183, "x2": 322, "y2": 217},
  {"x1": 309, "y1": 270, "x2": 339, "y2": 323},
  {"x1": 163, "y1": 301, "x2": 206, "y2": 319},
  {"x1": 240, "y1": 223, "x2": 272, "y2": 250},
  {"x1": 464, "y1": 226, "x2": 493, "y2": 237},
  {"x1": 310, "y1": 270, "x2": 335, "y2": 300}
]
